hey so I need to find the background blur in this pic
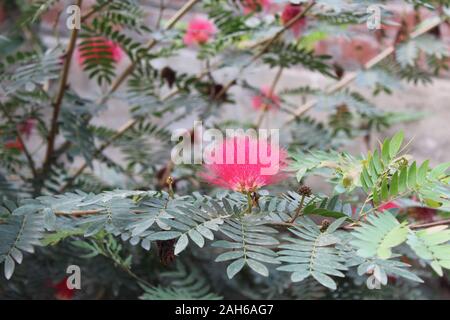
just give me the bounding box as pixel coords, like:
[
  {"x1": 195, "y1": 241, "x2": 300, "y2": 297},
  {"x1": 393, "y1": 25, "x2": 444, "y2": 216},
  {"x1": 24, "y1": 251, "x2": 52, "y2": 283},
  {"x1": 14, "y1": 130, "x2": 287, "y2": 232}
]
[{"x1": 1, "y1": 0, "x2": 449, "y2": 175}]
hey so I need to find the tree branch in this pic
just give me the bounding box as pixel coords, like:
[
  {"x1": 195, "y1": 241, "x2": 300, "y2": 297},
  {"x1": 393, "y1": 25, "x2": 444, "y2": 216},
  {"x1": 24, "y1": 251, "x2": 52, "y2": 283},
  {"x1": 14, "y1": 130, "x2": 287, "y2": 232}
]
[
  {"x1": 42, "y1": 0, "x2": 83, "y2": 174},
  {"x1": 255, "y1": 66, "x2": 284, "y2": 128}
]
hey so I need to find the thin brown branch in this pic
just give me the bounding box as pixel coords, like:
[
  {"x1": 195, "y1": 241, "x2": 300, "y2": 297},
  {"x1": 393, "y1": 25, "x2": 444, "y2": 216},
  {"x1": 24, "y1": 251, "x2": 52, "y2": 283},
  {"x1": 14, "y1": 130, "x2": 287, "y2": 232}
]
[
  {"x1": 42, "y1": 0, "x2": 83, "y2": 173},
  {"x1": 54, "y1": 208, "x2": 147, "y2": 217},
  {"x1": 255, "y1": 66, "x2": 284, "y2": 128},
  {"x1": 156, "y1": 0, "x2": 166, "y2": 29},
  {"x1": 288, "y1": 194, "x2": 306, "y2": 224},
  {"x1": 54, "y1": 209, "x2": 104, "y2": 217},
  {"x1": 409, "y1": 218, "x2": 450, "y2": 230},
  {"x1": 59, "y1": 66, "x2": 215, "y2": 192}
]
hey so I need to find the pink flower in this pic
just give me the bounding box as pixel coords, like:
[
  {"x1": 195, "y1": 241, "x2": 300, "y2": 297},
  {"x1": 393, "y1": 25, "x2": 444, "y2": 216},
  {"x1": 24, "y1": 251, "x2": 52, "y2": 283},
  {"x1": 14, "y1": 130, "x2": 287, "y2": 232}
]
[
  {"x1": 183, "y1": 17, "x2": 217, "y2": 46},
  {"x1": 242, "y1": 0, "x2": 272, "y2": 14},
  {"x1": 281, "y1": 4, "x2": 307, "y2": 37},
  {"x1": 75, "y1": 37, "x2": 123, "y2": 66},
  {"x1": 251, "y1": 85, "x2": 280, "y2": 111},
  {"x1": 201, "y1": 136, "x2": 287, "y2": 192}
]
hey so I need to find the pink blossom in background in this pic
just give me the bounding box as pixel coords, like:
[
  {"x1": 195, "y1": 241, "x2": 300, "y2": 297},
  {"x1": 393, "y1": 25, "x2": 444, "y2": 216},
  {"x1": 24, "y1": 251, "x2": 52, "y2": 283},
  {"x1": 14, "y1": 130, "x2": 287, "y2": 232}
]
[
  {"x1": 49, "y1": 277, "x2": 75, "y2": 300},
  {"x1": 18, "y1": 119, "x2": 35, "y2": 139},
  {"x1": 75, "y1": 37, "x2": 124, "y2": 66},
  {"x1": 183, "y1": 17, "x2": 217, "y2": 46},
  {"x1": 201, "y1": 136, "x2": 287, "y2": 193},
  {"x1": 378, "y1": 201, "x2": 400, "y2": 212},
  {"x1": 3, "y1": 119, "x2": 35, "y2": 152},
  {"x1": 314, "y1": 36, "x2": 379, "y2": 69},
  {"x1": 242, "y1": 0, "x2": 272, "y2": 14},
  {"x1": 251, "y1": 86, "x2": 280, "y2": 111},
  {"x1": 4, "y1": 138, "x2": 24, "y2": 151},
  {"x1": 281, "y1": 4, "x2": 307, "y2": 37}
]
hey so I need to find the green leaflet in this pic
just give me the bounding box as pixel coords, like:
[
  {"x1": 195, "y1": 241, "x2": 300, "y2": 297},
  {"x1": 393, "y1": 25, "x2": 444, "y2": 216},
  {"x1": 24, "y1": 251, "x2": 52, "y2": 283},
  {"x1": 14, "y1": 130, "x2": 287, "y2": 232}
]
[
  {"x1": 351, "y1": 212, "x2": 409, "y2": 260},
  {"x1": 407, "y1": 226, "x2": 450, "y2": 276},
  {"x1": 277, "y1": 217, "x2": 348, "y2": 290}
]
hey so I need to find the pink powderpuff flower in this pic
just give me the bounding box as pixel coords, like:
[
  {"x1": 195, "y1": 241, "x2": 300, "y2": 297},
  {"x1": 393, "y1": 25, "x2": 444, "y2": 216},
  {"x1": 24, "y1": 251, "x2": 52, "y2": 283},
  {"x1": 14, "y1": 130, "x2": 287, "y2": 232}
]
[
  {"x1": 201, "y1": 136, "x2": 288, "y2": 193},
  {"x1": 251, "y1": 85, "x2": 280, "y2": 111},
  {"x1": 242, "y1": 0, "x2": 272, "y2": 14},
  {"x1": 75, "y1": 37, "x2": 124, "y2": 66},
  {"x1": 183, "y1": 17, "x2": 217, "y2": 46},
  {"x1": 281, "y1": 4, "x2": 307, "y2": 38}
]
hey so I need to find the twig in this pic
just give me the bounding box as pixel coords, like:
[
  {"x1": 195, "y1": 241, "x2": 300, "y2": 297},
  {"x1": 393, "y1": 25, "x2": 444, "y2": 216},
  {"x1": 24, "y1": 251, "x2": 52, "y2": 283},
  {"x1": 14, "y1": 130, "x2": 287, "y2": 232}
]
[
  {"x1": 59, "y1": 65, "x2": 217, "y2": 192},
  {"x1": 409, "y1": 218, "x2": 450, "y2": 230},
  {"x1": 156, "y1": 0, "x2": 166, "y2": 29},
  {"x1": 59, "y1": 1, "x2": 200, "y2": 188},
  {"x1": 288, "y1": 193, "x2": 306, "y2": 223},
  {"x1": 284, "y1": 15, "x2": 444, "y2": 124},
  {"x1": 42, "y1": 0, "x2": 83, "y2": 174},
  {"x1": 270, "y1": 217, "x2": 450, "y2": 231}
]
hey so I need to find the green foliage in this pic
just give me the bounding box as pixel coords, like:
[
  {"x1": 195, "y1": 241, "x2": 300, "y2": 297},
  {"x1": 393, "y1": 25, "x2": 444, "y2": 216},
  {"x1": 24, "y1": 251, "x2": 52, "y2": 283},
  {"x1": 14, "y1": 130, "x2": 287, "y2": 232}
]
[
  {"x1": 0, "y1": 50, "x2": 62, "y2": 94},
  {"x1": 263, "y1": 42, "x2": 333, "y2": 77},
  {"x1": 351, "y1": 212, "x2": 450, "y2": 276},
  {"x1": 351, "y1": 212, "x2": 409, "y2": 260},
  {"x1": 407, "y1": 226, "x2": 450, "y2": 276},
  {"x1": 140, "y1": 262, "x2": 222, "y2": 300},
  {"x1": 0, "y1": 201, "x2": 45, "y2": 279}
]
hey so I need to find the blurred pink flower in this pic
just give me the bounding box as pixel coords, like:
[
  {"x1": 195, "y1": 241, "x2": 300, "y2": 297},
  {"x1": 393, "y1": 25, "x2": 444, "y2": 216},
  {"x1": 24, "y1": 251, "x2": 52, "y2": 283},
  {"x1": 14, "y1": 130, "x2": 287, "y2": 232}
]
[
  {"x1": 242, "y1": 0, "x2": 272, "y2": 14},
  {"x1": 4, "y1": 138, "x2": 24, "y2": 151},
  {"x1": 378, "y1": 201, "x2": 400, "y2": 212},
  {"x1": 251, "y1": 85, "x2": 280, "y2": 111},
  {"x1": 281, "y1": 4, "x2": 307, "y2": 37},
  {"x1": 183, "y1": 17, "x2": 217, "y2": 46},
  {"x1": 314, "y1": 36, "x2": 379, "y2": 69},
  {"x1": 49, "y1": 277, "x2": 75, "y2": 300},
  {"x1": 75, "y1": 37, "x2": 123, "y2": 66},
  {"x1": 201, "y1": 136, "x2": 287, "y2": 192},
  {"x1": 18, "y1": 119, "x2": 35, "y2": 139}
]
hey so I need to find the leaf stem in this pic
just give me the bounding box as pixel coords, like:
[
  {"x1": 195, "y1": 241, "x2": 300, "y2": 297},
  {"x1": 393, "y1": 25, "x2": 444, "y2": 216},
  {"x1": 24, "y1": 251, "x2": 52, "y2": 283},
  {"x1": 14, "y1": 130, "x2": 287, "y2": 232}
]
[{"x1": 289, "y1": 194, "x2": 306, "y2": 223}]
